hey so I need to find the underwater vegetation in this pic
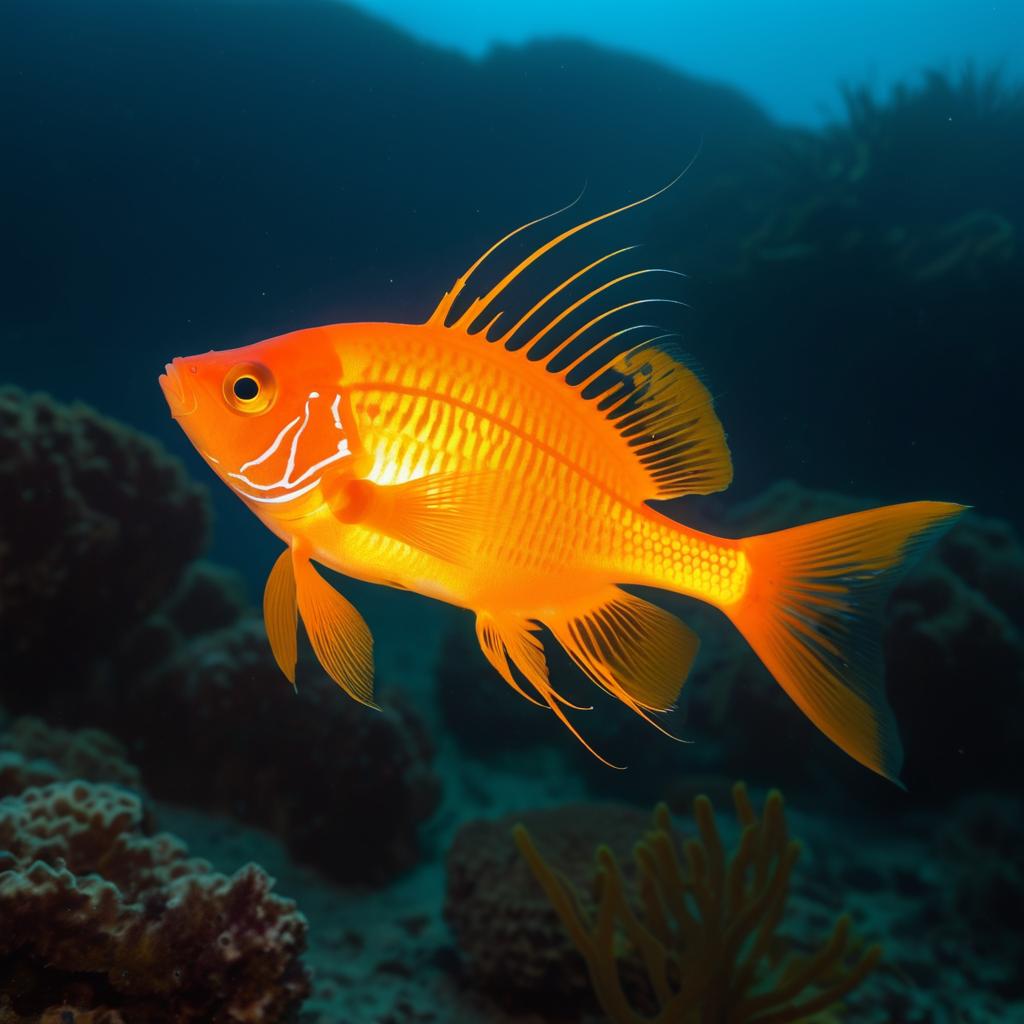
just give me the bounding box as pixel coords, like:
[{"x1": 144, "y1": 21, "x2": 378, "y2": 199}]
[
  {"x1": 662, "y1": 69, "x2": 1024, "y2": 529},
  {"x1": 514, "y1": 784, "x2": 879, "y2": 1024},
  {"x1": 445, "y1": 795, "x2": 880, "y2": 1021},
  {"x1": 735, "y1": 70, "x2": 1023, "y2": 284}
]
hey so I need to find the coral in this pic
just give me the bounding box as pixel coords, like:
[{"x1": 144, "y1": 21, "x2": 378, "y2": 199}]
[
  {"x1": 106, "y1": 611, "x2": 441, "y2": 884},
  {"x1": 445, "y1": 803, "x2": 654, "y2": 1008},
  {"x1": 0, "y1": 780, "x2": 310, "y2": 1023},
  {"x1": 0, "y1": 387, "x2": 208, "y2": 702},
  {"x1": 515, "y1": 784, "x2": 880, "y2": 1023},
  {"x1": 0, "y1": 716, "x2": 141, "y2": 798}
]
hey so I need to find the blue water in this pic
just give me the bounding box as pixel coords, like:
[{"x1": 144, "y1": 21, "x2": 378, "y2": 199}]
[{"x1": 358, "y1": 0, "x2": 1024, "y2": 126}]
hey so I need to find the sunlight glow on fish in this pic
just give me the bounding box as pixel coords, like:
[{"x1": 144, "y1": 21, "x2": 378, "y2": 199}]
[{"x1": 159, "y1": 184, "x2": 966, "y2": 782}]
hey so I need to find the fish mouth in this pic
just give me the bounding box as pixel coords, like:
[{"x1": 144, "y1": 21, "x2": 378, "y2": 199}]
[{"x1": 159, "y1": 358, "x2": 197, "y2": 418}]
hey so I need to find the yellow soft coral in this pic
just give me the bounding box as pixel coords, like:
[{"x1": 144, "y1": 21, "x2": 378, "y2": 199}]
[{"x1": 513, "y1": 783, "x2": 879, "y2": 1023}]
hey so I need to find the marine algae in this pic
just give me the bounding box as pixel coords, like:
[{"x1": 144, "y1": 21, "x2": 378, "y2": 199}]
[{"x1": 514, "y1": 783, "x2": 879, "y2": 1023}]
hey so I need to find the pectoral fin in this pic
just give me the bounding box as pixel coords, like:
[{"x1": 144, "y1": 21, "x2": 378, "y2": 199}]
[
  {"x1": 292, "y1": 550, "x2": 375, "y2": 707},
  {"x1": 263, "y1": 547, "x2": 298, "y2": 687},
  {"x1": 330, "y1": 472, "x2": 496, "y2": 564}
]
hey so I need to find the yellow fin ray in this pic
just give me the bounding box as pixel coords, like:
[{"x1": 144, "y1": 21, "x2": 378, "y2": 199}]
[
  {"x1": 431, "y1": 175, "x2": 732, "y2": 500},
  {"x1": 727, "y1": 501, "x2": 968, "y2": 781},
  {"x1": 545, "y1": 588, "x2": 697, "y2": 738},
  {"x1": 474, "y1": 611, "x2": 624, "y2": 769},
  {"x1": 602, "y1": 342, "x2": 733, "y2": 498},
  {"x1": 292, "y1": 551, "x2": 375, "y2": 707},
  {"x1": 263, "y1": 547, "x2": 298, "y2": 687}
]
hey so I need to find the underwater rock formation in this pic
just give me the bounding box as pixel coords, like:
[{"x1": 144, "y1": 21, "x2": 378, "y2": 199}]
[
  {"x1": 0, "y1": 386, "x2": 208, "y2": 709},
  {"x1": 0, "y1": 775, "x2": 309, "y2": 1023},
  {"x1": 935, "y1": 794, "x2": 1024, "y2": 988},
  {"x1": 107, "y1": 585, "x2": 441, "y2": 884},
  {"x1": 885, "y1": 512, "x2": 1024, "y2": 794}
]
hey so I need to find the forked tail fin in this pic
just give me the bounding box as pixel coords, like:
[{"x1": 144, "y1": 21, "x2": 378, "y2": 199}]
[{"x1": 725, "y1": 501, "x2": 968, "y2": 782}]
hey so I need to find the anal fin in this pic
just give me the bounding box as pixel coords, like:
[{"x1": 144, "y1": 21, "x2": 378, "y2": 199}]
[
  {"x1": 545, "y1": 587, "x2": 698, "y2": 736},
  {"x1": 292, "y1": 550, "x2": 375, "y2": 707},
  {"x1": 474, "y1": 611, "x2": 621, "y2": 768}
]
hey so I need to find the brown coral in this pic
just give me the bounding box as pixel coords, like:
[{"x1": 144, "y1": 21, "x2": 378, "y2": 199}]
[
  {"x1": 515, "y1": 784, "x2": 880, "y2": 1023},
  {"x1": 106, "y1": 609, "x2": 441, "y2": 884},
  {"x1": 0, "y1": 386, "x2": 208, "y2": 698},
  {"x1": 0, "y1": 780, "x2": 310, "y2": 1022},
  {"x1": 0, "y1": 716, "x2": 141, "y2": 798}
]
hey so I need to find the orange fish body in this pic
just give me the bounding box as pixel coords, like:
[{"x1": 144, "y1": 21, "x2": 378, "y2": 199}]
[{"x1": 161, "y1": 189, "x2": 965, "y2": 780}]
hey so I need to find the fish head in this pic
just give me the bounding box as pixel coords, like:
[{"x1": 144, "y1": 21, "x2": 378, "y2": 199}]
[{"x1": 160, "y1": 327, "x2": 361, "y2": 509}]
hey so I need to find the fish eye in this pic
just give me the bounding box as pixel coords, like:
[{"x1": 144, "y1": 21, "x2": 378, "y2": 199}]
[
  {"x1": 224, "y1": 362, "x2": 276, "y2": 415},
  {"x1": 233, "y1": 375, "x2": 260, "y2": 401}
]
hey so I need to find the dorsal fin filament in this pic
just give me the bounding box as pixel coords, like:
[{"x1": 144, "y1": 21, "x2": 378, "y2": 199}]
[
  {"x1": 428, "y1": 167, "x2": 733, "y2": 501},
  {"x1": 430, "y1": 171, "x2": 688, "y2": 334}
]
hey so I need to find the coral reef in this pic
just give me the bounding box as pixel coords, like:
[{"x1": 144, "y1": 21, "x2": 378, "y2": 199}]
[
  {"x1": 0, "y1": 714, "x2": 141, "y2": 798},
  {"x1": 515, "y1": 784, "x2": 879, "y2": 1023},
  {"x1": 0, "y1": 386, "x2": 208, "y2": 707},
  {"x1": 0, "y1": 770, "x2": 309, "y2": 1023}
]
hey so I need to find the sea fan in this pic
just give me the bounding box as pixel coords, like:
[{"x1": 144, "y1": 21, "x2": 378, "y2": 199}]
[{"x1": 514, "y1": 783, "x2": 879, "y2": 1023}]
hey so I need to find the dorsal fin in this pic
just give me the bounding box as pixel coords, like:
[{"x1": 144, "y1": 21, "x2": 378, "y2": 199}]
[{"x1": 428, "y1": 177, "x2": 732, "y2": 499}]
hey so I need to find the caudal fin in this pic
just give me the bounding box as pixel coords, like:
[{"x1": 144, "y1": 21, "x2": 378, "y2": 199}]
[{"x1": 726, "y1": 501, "x2": 967, "y2": 782}]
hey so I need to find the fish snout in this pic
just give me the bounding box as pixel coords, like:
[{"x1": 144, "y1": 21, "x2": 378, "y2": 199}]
[{"x1": 159, "y1": 357, "x2": 198, "y2": 418}]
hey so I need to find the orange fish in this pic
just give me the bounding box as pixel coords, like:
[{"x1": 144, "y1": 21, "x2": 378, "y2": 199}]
[{"x1": 160, "y1": 186, "x2": 965, "y2": 782}]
